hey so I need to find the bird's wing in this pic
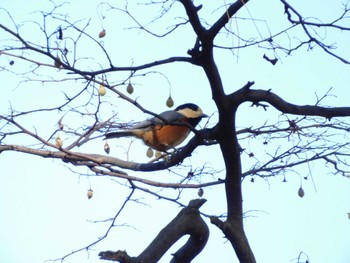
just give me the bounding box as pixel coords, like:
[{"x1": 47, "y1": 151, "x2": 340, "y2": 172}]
[{"x1": 131, "y1": 110, "x2": 185, "y2": 129}]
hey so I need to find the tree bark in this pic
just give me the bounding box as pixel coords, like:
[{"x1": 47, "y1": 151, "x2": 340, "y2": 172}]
[{"x1": 99, "y1": 199, "x2": 209, "y2": 263}]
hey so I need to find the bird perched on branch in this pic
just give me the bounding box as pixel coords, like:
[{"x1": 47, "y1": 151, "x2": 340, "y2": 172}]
[{"x1": 105, "y1": 103, "x2": 207, "y2": 152}]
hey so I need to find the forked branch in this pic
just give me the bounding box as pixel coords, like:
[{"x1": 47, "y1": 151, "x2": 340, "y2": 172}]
[
  {"x1": 99, "y1": 199, "x2": 209, "y2": 263},
  {"x1": 230, "y1": 83, "x2": 350, "y2": 119}
]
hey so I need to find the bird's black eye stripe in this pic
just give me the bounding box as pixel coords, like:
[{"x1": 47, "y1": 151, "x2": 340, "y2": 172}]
[{"x1": 175, "y1": 103, "x2": 198, "y2": 111}]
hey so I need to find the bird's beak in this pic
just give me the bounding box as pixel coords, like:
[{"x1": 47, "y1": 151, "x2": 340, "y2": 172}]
[{"x1": 201, "y1": 114, "x2": 208, "y2": 118}]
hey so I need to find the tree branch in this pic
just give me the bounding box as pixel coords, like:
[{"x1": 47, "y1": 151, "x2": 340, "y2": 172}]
[
  {"x1": 99, "y1": 199, "x2": 209, "y2": 263},
  {"x1": 281, "y1": 0, "x2": 350, "y2": 64},
  {"x1": 210, "y1": 217, "x2": 256, "y2": 263},
  {"x1": 209, "y1": 0, "x2": 249, "y2": 39},
  {"x1": 0, "y1": 134, "x2": 223, "y2": 191},
  {"x1": 231, "y1": 87, "x2": 350, "y2": 119},
  {"x1": 179, "y1": 0, "x2": 207, "y2": 41}
]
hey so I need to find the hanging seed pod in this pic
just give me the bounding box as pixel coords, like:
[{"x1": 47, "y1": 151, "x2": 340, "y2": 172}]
[
  {"x1": 55, "y1": 136, "x2": 63, "y2": 148},
  {"x1": 99, "y1": 29, "x2": 106, "y2": 38},
  {"x1": 126, "y1": 82, "x2": 134, "y2": 94},
  {"x1": 104, "y1": 141, "x2": 110, "y2": 154},
  {"x1": 155, "y1": 151, "x2": 162, "y2": 159},
  {"x1": 98, "y1": 84, "x2": 106, "y2": 96},
  {"x1": 298, "y1": 187, "x2": 305, "y2": 198},
  {"x1": 197, "y1": 188, "x2": 204, "y2": 198},
  {"x1": 146, "y1": 147, "x2": 154, "y2": 158},
  {"x1": 87, "y1": 189, "x2": 93, "y2": 199},
  {"x1": 54, "y1": 55, "x2": 62, "y2": 68},
  {"x1": 166, "y1": 95, "x2": 174, "y2": 108}
]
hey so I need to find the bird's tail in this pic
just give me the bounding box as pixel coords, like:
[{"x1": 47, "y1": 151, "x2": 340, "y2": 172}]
[{"x1": 105, "y1": 130, "x2": 136, "y2": 139}]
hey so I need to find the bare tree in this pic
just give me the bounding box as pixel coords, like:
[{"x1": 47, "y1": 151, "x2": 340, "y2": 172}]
[{"x1": 1, "y1": 1, "x2": 350, "y2": 262}]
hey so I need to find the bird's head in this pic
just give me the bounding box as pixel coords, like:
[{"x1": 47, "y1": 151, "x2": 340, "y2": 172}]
[{"x1": 175, "y1": 103, "x2": 207, "y2": 127}]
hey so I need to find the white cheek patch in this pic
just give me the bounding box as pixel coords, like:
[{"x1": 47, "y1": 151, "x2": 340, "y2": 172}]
[{"x1": 177, "y1": 108, "x2": 203, "y2": 118}]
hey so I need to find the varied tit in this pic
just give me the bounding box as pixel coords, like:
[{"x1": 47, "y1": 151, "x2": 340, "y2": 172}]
[{"x1": 105, "y1": 103, "x2": 207, "y2": 152}]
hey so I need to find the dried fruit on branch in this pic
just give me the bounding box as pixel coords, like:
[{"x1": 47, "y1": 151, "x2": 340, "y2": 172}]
[
  {"x1": 166, "y1": 95, "x2": 174, "y2": 108},
  {"x1": 98, "y1": 84, "x2": 106, "y2": 96},
  {"x1": 87, "y1": 189, "x2": 93, "y2": 199},
  {"x1": 146, "y1": 147, "x2": 154, "y2": 158},
  {"x1": 104, "y1": 142, "x2": 110, "y2": 154},
  {"x1": 126, "y1": 82, "x2": 134, "y2": 94},
  {"x1": 298, "y1": 187, "x2": 305, "y2": 198},
  {"x1": 99, "y1": 29, "x2": 106, "y2": 38},
  {"x1": 55, "y1": 136, "x2": 63, "y2": 148}
]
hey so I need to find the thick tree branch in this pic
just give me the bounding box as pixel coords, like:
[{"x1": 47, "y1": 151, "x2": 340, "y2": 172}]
[
  {"x1": 209, "y1": 0, "x2": 249, "y2": 39},
  {"x1": 99, "y1": 199, "x2": 209, "y2": 263},
  {"x1": 210, "y1": 217, "x2": 256, "y2": 263},
  {"x1": 0, "y1": 144, "x2": 223, "y2": 192},
  {"x1": 216, "y1": 107, "x2": 257, "y2": 263},
  {"x1": 179, "y1": 0, "x2": 207, "y2": 41},
  {"x1": 231, "y1": 86, "x2": 350, "y2": 119},
  {"x1": 0, "y1": 128, "x2": 214, "y2": 172}
]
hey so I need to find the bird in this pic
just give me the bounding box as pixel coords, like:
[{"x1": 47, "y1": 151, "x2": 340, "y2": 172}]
[{"x1": 105, "y1": 103, "x2": 207, "y2": 152}]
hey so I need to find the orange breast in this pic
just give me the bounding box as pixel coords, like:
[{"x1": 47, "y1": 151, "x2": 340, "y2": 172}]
[{"x1": 141, "y1": 125, "x2": 190, "y2": 151}]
